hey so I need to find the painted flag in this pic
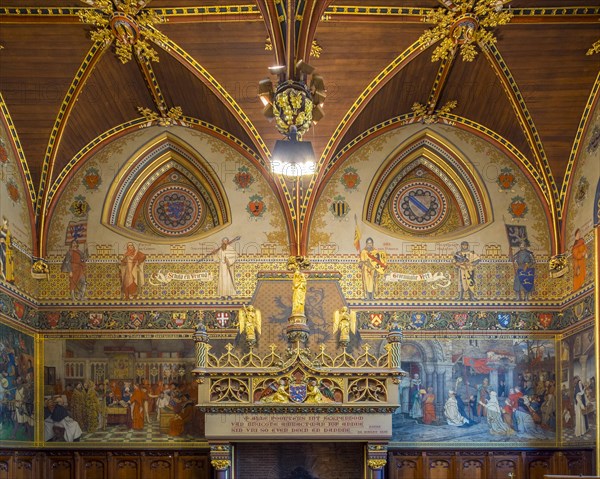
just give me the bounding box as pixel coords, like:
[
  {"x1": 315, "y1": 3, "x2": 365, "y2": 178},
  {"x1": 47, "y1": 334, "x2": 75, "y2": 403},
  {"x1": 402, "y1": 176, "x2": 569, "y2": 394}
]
[
  {"x1": 353, "y1": 216, "x2": 361, "y2": 252},
  {"x1": 65, "y1": 221, "x2": 88, "y2": 245}
]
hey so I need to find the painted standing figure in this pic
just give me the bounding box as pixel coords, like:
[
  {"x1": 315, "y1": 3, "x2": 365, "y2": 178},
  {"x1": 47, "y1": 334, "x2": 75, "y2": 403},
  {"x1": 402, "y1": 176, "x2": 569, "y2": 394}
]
[
  {"x1": 513, "y1": 241, "x2": 535, "y2": 300},
  {"x1": 571, "y1": 228, "x2": 587, "y2": 291},
  {"x1": 453, "y1": 241, "x2": 480, "y2": 301},
  {"x1": 62, "y1": 240, "x2": 87, "y2": 301},
  {"x1": 214, "y1": 237, "x2": 238, "y2": 298},
  {"x1": 120, "y1": 242, "x2": 146, "y2": 300},
  {"x1": 359, "y1": 237, "x2": 387, "y2": 300},
  {"x1": 0, "y1": 217, "x2": 15, "y2": 283}
]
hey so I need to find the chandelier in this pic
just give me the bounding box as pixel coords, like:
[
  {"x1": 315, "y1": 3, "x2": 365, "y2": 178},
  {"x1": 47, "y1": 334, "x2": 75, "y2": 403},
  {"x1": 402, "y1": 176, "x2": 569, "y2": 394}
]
[
  {"x1": 259, "y1": 61, "x2": 326, "y2": 138},
  {"x1": 259, "y1": 61, "x2": 326, "y2": 177}
]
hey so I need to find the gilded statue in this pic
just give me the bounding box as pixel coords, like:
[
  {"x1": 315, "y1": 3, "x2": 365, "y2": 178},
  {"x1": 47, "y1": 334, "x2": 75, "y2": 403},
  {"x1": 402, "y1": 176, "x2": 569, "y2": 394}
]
[
  {"x1": 291, "y1": 268, "x2": 307, "y2": 316},
  {"x1": 260, "y1": 378, "x2": 290, "y2": 403},
  {"x1": 333, "y1": 306, "x2": 357, "y2": 347},
  {"x1": 238, "y1": 304, "x2": 261, "y2": 347}
]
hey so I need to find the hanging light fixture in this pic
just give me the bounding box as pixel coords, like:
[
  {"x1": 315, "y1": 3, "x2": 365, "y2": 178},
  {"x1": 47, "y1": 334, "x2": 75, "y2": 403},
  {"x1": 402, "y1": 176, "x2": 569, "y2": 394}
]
[{"x1": 258, "y1": 10, "x2": 327, "y2": 180}]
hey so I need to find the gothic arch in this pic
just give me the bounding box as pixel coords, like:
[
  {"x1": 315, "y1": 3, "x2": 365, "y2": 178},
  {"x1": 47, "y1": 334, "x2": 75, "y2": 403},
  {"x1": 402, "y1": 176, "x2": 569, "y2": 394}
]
[
  {"x1": 363, "y1": 130, "x2": 493, "y2": 241},
  {"x1": 101, "y1": 132, "x2": 231, "y2": 244}
]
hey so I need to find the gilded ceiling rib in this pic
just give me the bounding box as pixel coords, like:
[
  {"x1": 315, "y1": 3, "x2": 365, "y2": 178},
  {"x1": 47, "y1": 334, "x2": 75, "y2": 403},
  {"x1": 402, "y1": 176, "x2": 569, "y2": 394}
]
[
  {"x1": 315, "y1": 39, "x2": 425, "y2": 185},
  {"x1": 0, "y1": 94, "x2": 36, "y2": 206},
  {"x1": 481, "y1": 45, "x2": 558, "y2": 201},
  {"x1": 35, "y1": 41, "x2": 109, "y2": 255},
  {"x1": 256, "y1": 1, "x2": 286, "y2": 65},
  {"x1": 559, "y1": 71, "x2": 600, "y2": 223},
  {"x1": 425, "y1": 53, "x2": 456, "y2": 114},
  {"x1": 136, "y1": 54, "x2": 171, "y2": 117},
  {"x1": 158, "y1": 36, "x2": 270, "y2": 162}
]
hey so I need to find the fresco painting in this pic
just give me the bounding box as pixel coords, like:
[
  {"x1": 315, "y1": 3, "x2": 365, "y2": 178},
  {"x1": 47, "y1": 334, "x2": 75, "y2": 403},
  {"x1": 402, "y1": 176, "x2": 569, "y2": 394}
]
[
  {"x1": 43, "y1": 338, "x2": 203, "y2": 444},
  {"x1": 0, "y1": 321, "x2": 34, "y2": 442},
  {"x1": 392, "y1": 337, "x2": 557, "y2": 445},
  {"x1": 561, "y1": 325, "x2": 596, "y2": 443}
]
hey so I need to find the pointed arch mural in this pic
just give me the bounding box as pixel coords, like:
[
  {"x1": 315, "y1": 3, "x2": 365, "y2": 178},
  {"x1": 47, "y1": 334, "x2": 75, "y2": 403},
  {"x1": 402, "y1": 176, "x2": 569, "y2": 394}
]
[
  {"x1": 102, "y1": 132, "x2": 231, "y2": 243},
  {"x1": 363, "y1": 130, "x2": 492, "y2": 241}
]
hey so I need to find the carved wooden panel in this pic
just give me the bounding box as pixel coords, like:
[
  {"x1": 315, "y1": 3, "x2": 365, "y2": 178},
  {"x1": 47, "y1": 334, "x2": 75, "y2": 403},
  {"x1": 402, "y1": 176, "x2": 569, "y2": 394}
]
[
  {"x1": 15, "y1": 457, "x2": 34, "y2": 479},
  {"x1": 390, "y1": 458, "x2": 420, "y2": 479},
  {"x1": 460, "y1": 459, "x2": 483, "y2": 479},
  {"x1": 0, "y1": 460, "x2": 9, "y2": 479},
  {"x1": 82, "y1": 458, "x2": 105, "y2": 479},
  {"x1": 177, "y1": 456, "x2": 210, "y2": 479},
  {"x1": 47, "y1": 458, "x2": 73, "y2": 479},
  {"x1": 430, "y1": 459, "x2": 451, "y2": 479},
  {"x1": 144, "y1": 459, "x2": 173, "y2": 479},
  {"x1": 114, "y1": 459, "x2": 138, "y2": 479},
  {"x1": 528, "y1": 459, "x2": 551, "y2": 479},
  {"x1": 493, "y1": 458, "x2": 517, "y2": 479}
]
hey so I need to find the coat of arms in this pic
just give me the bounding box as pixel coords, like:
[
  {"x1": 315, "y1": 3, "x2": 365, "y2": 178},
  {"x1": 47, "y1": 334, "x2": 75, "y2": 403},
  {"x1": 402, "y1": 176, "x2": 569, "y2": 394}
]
[
  {"x1": 497, "y1": 168, "x2": 516, "y2": 190},
  {"x1": 290, "y1": 382, "x2": 307, "y2": 403},
  {"x1": 369, "y1": 313, "x2": 383, "y2": 328},
  {"x1": 172, "y1": 312, "x2": 187, "y2": 327},
  {"x1": 411, "y1": 312, "x2": 426, "y2": 328},
  {"x1": 508, "y1": 196, "x2": 528, "y2": 219},
  {"x1": 497, "y1": 312, "x2": 511, "y2": 329},
  {"x1": 82, "y1": 167, "x2": 102, "y2": 190},
  {"x1": 89, "y1": 312, "x2": 104, "y2": 328},
  {"x1": 453, "y1": 312, "x2": 468, "y2": 328},
  {"x1": 233, "y1": 166, "x2": 254, "y2": 190},
  {"x1": 340, "y1": 167, "x2": 360, "y2": 190},
  {"x1": 215, "y1": 311, "x2": 230, "y2": 328},
  {"x1": 47, "y1": 312, "x2": 60, "y2": 328},
  {"x1": 129, "y1": 312, "x2": 144, "y2": 328},
  {"x1": 538, "y1": 313, "x2": 553, "y2": 329},
  {"x1": 330, "y1": 195, "x2": 350, "y2": 219},
  {"x1": 247, "y1": 194, "x2": 266, "y2": 218}
]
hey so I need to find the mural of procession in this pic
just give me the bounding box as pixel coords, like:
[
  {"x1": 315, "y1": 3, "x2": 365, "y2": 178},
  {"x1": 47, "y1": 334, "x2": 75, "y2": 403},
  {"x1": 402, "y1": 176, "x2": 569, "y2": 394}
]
[{"x1": 391, "y1": 337, "x2": 561, "y2": 445}]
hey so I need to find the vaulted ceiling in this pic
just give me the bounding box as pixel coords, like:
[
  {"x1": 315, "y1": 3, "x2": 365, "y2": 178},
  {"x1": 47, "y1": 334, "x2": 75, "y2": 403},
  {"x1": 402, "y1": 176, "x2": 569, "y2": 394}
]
[{"x1": 0, "y1": 0, "x2": 598, "y2": 254}]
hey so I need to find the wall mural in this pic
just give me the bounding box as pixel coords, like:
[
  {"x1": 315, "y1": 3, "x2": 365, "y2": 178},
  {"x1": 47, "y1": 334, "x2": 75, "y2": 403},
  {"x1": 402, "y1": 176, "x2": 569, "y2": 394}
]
[
  {"x1": 391, "y1": 336, "x2": 557, "y2": 446},
  {"x1": 561, "y1": 324, "x2": 596, "y2": 444},
  {"x1": 43, "y1": 338, "x2": 203, "y2": 445},
  {"x1": 0, "y1": 320, "x2": 34, "y2": 442}
]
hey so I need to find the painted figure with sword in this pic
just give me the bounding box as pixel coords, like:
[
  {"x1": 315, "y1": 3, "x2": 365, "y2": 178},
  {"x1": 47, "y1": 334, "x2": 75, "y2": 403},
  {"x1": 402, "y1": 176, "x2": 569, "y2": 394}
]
[{"x1": 212, "y1": 236, "x2": 240, "y2": 298}]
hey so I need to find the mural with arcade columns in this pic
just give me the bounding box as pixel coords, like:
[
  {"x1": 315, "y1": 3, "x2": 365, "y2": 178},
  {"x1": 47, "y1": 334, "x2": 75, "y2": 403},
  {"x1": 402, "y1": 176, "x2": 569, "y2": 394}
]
[{"x1": 391, "y1": 335, "x2": 557, "y2": 446}]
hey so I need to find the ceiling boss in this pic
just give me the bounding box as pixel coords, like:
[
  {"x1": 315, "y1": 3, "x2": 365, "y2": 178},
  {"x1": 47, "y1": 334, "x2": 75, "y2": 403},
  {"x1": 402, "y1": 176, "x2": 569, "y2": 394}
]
[
  {"x1": 78, "y1": 0, "x2": 168, "y2": 63},
  {"x1": 419, "y1": 0, "x2": 513, "y2": 62}
]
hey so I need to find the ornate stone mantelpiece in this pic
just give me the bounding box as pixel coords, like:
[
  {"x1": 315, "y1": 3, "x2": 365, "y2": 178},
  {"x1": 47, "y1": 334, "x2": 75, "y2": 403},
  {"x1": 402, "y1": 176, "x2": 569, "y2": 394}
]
[{"x1": 192, "y1": 281, "x2": 406, "y2": 478}]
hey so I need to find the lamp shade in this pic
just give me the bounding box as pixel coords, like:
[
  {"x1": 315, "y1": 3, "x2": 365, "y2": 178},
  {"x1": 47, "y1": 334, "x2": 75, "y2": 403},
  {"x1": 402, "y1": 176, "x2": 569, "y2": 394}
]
[{"x1": 270, "y1": 138, "x2": 316, "y2": 177}]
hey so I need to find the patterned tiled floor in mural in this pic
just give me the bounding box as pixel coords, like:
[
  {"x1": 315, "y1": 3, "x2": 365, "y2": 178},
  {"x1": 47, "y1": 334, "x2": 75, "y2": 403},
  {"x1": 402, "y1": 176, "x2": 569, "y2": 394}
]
[{"x1": 74, "y1": 419, "x2": 200, "y2": 444}]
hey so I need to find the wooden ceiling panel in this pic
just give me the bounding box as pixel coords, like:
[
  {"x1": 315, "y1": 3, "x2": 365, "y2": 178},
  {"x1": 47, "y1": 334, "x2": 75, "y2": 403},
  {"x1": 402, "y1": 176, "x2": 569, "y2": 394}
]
[
  {"x1": 333, "y1": 43, "x2": 441, "y2": 157},
  {"x1": 496, "y1": 23, "x2": 600, "y2": 187},
  {"x1": 151, "y1": 45, "x2": 258, "y2": 152},
  {"x1": 307, "y1": 21, "x2": 428, "y2": 159},
  {"x1": 0, "y1": 23, "x2": 92, "y2": 185},
  {"x1": 439, "y1": 51, "x2": 533, "y2": 162},
  {"x1": 53, "y1": 52, "x2": 155, "y2": 183}
]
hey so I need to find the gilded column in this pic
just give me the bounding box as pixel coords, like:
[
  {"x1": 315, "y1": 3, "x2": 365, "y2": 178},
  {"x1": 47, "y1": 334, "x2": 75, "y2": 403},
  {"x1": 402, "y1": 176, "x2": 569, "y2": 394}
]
[
  {"x1": 210, "y1": 443, "x2": 232, "y2": 479},
  {"x1": 366, "y1": 443, "x2": 388, "y2": 479}
]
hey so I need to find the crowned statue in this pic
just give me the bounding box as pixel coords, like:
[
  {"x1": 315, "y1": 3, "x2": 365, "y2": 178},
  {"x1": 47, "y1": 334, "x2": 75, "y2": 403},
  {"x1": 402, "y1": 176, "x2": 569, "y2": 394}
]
[
  {"x1": 333, "y1": 306, "x2": 357, "y2": 348},
  {"x1": 238, "y1": 304, "x2": 261, "y2": 347}
]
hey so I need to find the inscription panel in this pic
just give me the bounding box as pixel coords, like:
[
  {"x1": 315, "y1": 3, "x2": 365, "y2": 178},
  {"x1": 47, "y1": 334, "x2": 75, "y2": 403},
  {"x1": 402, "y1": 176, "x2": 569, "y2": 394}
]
[{"x1": 206, "y1": 413, "x2": 391, "y2": 440}]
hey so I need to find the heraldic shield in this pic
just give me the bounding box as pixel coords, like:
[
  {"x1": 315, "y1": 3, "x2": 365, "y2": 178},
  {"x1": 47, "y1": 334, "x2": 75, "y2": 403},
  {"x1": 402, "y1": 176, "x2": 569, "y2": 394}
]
[
  {"x1": 517, "y1": 268, "x2": 535, "y2": 292},
  {"x1": 290, "y1": 383, "x2": 307, "y2": 403}
]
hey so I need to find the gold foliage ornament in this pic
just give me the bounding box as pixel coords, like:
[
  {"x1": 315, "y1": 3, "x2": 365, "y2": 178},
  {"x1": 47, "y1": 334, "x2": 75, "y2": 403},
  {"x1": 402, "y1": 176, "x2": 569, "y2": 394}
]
[
  {"x1": 78, "y1": 0, "x2": 168, "y2": 64},
  {"x1": 273, "y1": 82, "x2": 314, "y2": 137},
  {"x1": 419, "y1": 0, "x2": 513, "y2": 62}
]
